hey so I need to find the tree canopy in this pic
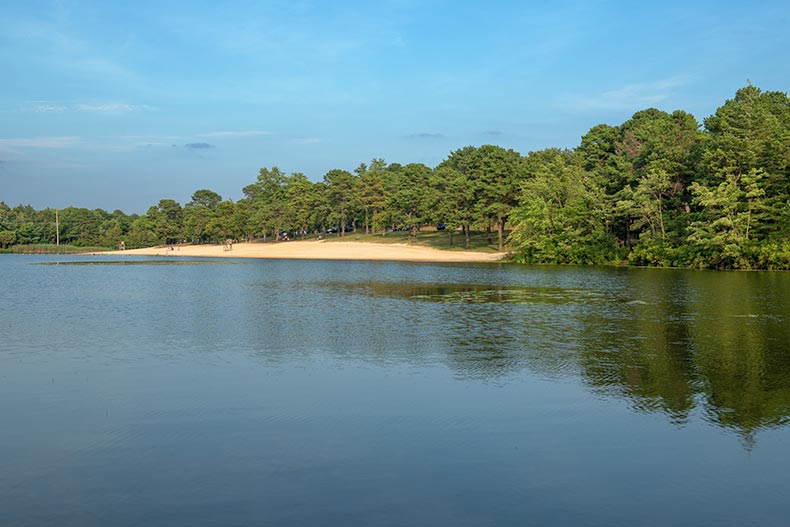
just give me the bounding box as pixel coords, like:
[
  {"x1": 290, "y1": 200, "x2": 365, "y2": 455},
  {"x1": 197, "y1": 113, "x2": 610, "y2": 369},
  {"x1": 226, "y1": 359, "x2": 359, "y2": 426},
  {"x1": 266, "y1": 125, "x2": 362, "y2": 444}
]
[{"x1": 3, "y1": 85, "x2": 789, "y2": 268}]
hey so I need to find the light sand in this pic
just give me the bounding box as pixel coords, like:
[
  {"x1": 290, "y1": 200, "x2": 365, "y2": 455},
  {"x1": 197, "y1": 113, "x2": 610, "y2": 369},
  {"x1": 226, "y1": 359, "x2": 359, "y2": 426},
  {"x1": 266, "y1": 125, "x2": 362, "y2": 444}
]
[{"x1": 104, "y1": 240, "x2": 507, "y2": 263}]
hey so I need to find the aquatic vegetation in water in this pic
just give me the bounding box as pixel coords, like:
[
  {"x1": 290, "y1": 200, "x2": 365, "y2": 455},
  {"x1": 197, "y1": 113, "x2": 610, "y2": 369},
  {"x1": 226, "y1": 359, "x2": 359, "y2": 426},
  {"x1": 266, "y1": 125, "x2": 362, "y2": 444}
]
[
  {"x1": 37, "y1": 260, "x2": 242, "y2": 266},
  {"x1": 352, "y1": 282, "x2": 610, "y2": 305}
]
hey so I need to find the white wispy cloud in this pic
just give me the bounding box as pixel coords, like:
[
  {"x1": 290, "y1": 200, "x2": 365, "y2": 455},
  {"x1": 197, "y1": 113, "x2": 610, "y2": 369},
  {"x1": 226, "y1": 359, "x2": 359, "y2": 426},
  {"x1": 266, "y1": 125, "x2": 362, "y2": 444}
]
[
  {"x1": 18, "y1": 101, "x2": 152, "y2": 114},
  {"x1": 0, "y1": 136, "x2": 80, "y2": 149},
  {"x1": 13, "y1": 101, "x2": 154, "y2": 115},
  {"x1": 198, "y1": 130, "x2": 270, "y2": 138},
  {"x1": 1, "y1": 13, "x2": 136, "y2": 82},
  {"x1": 29, "y1": 103, "x2": 69, "y2": 113},
  {"x1": 72, "y1": 57, "x2": 133, "y2": 79},
  {"x1": 290, "y1": 137, "x2": 321, "y2": 145},
  {"x1": 407, "y1": 132, "x2": 446, "y2": 140},
  {"x1": 565, "y1": 77, "x2": 691, "y2": 112},
  {"x1": 74, "y1": 103, "x2": 153, "y2": 114}
]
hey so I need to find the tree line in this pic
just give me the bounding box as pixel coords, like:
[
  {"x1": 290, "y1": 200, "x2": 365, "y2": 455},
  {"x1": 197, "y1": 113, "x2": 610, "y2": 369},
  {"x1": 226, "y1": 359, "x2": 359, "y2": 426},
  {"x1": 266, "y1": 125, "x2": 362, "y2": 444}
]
[{"x1": 2, "y1": 85, "x2": 789, "y2": 268}]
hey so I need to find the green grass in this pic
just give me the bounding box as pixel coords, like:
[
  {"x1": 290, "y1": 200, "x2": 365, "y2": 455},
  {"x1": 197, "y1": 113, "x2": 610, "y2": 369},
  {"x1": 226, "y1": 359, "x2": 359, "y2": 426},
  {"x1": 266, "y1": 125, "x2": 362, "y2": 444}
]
[
  {"x1": 319, "y1": 229, "x2": 506, "y2": 253},
  {"x1": 0, "y1": 244, "x2": 112, "y2": 254}
]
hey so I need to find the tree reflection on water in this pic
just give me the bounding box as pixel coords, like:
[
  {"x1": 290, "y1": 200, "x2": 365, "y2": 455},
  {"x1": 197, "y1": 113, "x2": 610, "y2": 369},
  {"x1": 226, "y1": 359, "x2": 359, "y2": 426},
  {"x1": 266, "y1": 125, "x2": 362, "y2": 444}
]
[{"x1": 356, "y1": 270, "x2": 790, "y2": 446}]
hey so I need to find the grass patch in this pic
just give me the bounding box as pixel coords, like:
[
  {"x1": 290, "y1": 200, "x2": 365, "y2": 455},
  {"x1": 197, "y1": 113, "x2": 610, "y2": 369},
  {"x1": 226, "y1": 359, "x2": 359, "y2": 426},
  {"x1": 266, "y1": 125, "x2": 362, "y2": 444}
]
[
  {"x1": 319, "y1": 229, "x2": 506, "y2": 252},
  {"x1": 0, "y1": 244, "x2": 112, "y2": 254}
]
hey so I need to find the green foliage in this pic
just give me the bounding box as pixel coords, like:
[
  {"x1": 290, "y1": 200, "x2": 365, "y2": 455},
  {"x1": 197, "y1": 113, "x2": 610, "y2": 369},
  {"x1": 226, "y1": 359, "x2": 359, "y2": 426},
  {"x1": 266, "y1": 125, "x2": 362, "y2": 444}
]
[
  {"x1": 0, "y1": 244, "x2": 111, "y2": 254},
  {"x1": 2, "y1": 84, "x2": 789, "y2": 269},
  {"x1": 687, "y1": 169, "x2": 769, "y2": 268},
  {"x1": 628, "y1": 240, "x2": 682, "y2": 267},
  {"x1": 0, "y1": 230, "x2": 16, "y2": 248},
  {"x1": 434, "y1": 145, "x2": 523, "y2": 249},
  {"x1": 323, "y1": 168, "x2": 357, "y2": 236},
  {"x1": 509, "y1": 149, "x2": 614, "y2": 264}
]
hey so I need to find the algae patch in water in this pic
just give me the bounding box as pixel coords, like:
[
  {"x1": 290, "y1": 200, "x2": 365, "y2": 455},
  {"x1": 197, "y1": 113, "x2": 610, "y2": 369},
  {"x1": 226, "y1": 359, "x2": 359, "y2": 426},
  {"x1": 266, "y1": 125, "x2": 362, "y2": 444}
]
[
  {"x1": 37, "y1": 260, "x2": 243, "y2": 266},
  {"x1": 333, "y1": 282, "x2": 609, "y2": 305}
]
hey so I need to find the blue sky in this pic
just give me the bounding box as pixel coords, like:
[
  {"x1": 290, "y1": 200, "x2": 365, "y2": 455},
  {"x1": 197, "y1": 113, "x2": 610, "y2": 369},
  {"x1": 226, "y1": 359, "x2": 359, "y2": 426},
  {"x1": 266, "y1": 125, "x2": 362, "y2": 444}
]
[{"x1": 1, "y1": 0, "x2": 788, "y2": 213}]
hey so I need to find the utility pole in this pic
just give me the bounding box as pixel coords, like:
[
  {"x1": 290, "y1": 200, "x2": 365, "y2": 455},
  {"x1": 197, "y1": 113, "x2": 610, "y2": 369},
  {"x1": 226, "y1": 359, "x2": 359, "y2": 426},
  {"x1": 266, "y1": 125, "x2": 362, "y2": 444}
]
[{"x1": 55, "y1": 209, "x2": 60, "y2": 246}]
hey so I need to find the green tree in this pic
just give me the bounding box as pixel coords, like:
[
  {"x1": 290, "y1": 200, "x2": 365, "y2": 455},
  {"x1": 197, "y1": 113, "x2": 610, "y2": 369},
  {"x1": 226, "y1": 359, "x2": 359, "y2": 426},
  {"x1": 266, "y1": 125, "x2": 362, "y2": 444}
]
[
  {"x1": 146, "y1": 199, "x2": 184, "y2": 245},
  {"x1": 205, "y1": 200, "x2": 238, "y2": 241},
  {"x1": 510, "y1": 149, "x2": 612, "y2": 263},
  {"x1": 702, "y1": 85, "x2": 790, "y2": 238},
  {"x1": 632, "y1": 168, "x2": 673, "y2": 241},
  {"x1": 189, "y1": 189, "x2": 223, "y2": 210},
  {"x1": 127, "y1": 214, "x2": 158, "y2": 248},
  {"x1": 323, "y1": 169, "x2": 357, "y2": 237},
  {"x1": 284, "y1": 173, "x2": 315, "y2": 237},
  {"x1": 308, "y1": 182, "x2": 332, "y2": 234},
  {"x1": 0, "y1": 202, "x2": 13, "y2": 232},
  {"x1": 435, "y1": 147, "x2": 485, "y2": 248},
  {"x1": 356, "y1": 159, "x2": 387, "y2": 234},
  {"x1": 384, "y1": 163, "x2": 432, "y2": 240},
  {"x1": 430, "y1": 165, "x2": 477, "y2": 247},
  {"x1": 15, "y1": 222, "x2": 44, "y2": 245},
  {"x1": 687, "y1": 169, "x2": 768, "y2": 268},
  {"x1": 184, "y1": 189, "x2": 223, "y2": 243},
  {"x1": 98, "y1": 218, "x2": 124, "y2": 248},
  {"x1": 243, "y1": 167, "x2": 289, "y2": 240},
  {"x1": 0, "y1": 230, "x2": 16, "y2": 248}
]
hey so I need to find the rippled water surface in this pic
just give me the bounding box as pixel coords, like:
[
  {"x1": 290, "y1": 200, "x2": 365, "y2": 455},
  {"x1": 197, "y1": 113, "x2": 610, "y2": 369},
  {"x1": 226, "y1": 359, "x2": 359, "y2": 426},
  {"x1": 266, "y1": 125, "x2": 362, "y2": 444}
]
[{"x1": 2, "y1": 255, "x2": 790, "y2": 526}]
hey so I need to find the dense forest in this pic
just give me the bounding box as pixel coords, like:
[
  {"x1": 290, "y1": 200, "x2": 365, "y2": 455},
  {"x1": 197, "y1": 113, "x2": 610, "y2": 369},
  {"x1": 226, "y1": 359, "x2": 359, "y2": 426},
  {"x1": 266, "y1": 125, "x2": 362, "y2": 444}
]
[{"x1": 2, "y1": 85, "x2": 789, "y2": 269}]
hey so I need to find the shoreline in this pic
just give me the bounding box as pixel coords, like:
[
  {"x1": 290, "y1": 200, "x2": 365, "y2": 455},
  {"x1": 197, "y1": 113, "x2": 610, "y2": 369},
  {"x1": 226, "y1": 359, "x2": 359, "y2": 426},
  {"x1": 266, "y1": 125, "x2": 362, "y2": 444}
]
[{"x1": 102, "y1": 240, "x2": 508, "y2": 263}]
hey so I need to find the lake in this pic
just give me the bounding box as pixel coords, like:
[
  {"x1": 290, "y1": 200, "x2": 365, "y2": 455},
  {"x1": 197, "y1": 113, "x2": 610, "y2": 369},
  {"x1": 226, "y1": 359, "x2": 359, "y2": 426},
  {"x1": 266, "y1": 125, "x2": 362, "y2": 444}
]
[{"x1": 1, "y1": 255, "x2": 789, "y2": 526}]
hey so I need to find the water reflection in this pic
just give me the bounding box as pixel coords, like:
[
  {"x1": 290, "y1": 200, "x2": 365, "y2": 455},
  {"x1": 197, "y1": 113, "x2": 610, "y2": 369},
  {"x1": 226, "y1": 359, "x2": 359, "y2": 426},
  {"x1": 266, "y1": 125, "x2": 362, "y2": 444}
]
[
  {"x1": 578, "y1": 272, "x2": 700, "y2": 425},
  {"x1": 347, "y1": 272, "x2": 790, "y2": 443},
  {"x1": 5, "y1": 256, "x2": 790, "y2": 524},
  {"x1": 588, "y1": 270, "x2": 790, "y2": 442},
  {"x1": 7, "y1": 256, "x2": 790, "y2": 446},
  {"x1": 687, "y1": 273, "x2": 790, "y2": 441}
]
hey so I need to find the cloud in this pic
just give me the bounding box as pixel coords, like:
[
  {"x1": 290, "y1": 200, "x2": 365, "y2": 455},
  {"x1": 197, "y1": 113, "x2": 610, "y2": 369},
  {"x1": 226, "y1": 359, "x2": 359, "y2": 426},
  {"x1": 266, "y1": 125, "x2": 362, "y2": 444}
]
[
  {"x1": 566, "y1": 77, "x2": 691, "y2": 111},
  {"x1": 0, "y1": 136, "x2": 80, "y2": 148},
  {"x1": 74, "y1": 103, "x2": 152, "y2": 114},
  {"x1": 184, "y1": 142, "x2": 214, "y2": 149},
  {"x1": 18, "y1": 101, "x2": 152, "y2": 114},
  {"x1": 29, "y1": 103, "x2": 68, "y2": 113},
  {"x1": 72, "y1": 57, "x2": 133, "y2": 79},
  {"x1": 483, "y1": 129, "x2": 504, "y2": 136},
  {"x1": 198, "y1": 130, "x2": 270, "y2": 138},
  {"x1": 290, "y1": 137, "x2": 321, "y2": 144},
  {"x1": 407, "y1": 132, "x2": 446, "y2": 140}
]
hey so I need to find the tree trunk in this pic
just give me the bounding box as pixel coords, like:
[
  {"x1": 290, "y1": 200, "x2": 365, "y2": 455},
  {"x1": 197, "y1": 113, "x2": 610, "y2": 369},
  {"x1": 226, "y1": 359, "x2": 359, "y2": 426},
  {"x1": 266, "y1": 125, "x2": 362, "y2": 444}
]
[{"x1": 465, "y1": 224, "x2": 470, "y2": 249}]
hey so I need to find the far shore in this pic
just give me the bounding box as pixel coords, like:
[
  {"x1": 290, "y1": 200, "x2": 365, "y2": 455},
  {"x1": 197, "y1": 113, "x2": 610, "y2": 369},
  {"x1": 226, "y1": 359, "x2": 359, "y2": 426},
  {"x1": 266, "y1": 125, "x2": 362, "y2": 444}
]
[{"x1": 103, "y1": 240, "x2": 508, "y2": 263}]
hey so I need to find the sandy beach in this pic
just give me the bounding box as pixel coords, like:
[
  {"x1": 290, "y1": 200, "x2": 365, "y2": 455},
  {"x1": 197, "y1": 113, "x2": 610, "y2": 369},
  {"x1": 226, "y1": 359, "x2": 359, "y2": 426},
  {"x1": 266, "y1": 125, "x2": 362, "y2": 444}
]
[{"x1": 104, "y1": 240, "x2": 507, "y2": 263}]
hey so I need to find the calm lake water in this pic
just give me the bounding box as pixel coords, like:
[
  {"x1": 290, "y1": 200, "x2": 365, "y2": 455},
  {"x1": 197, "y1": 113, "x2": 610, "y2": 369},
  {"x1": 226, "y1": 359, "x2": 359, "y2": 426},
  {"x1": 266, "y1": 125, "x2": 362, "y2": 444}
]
[{"x1": 1, "y1": 255, "x2": 789, "y2": 526}]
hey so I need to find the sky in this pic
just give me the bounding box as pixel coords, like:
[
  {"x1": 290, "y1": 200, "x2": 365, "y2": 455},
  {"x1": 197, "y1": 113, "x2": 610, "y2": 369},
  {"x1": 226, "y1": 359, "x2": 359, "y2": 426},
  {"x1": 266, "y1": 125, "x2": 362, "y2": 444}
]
[{"x1": 1, "y1": 0, "x2": 789, "y2": 213}]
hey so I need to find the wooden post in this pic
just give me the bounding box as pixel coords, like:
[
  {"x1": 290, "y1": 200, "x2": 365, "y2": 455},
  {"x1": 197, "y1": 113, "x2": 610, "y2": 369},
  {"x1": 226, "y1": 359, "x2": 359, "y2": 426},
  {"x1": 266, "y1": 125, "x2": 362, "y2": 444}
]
[{"x1": 55, "y1": 209, "x2": 59, "y2": 246}]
